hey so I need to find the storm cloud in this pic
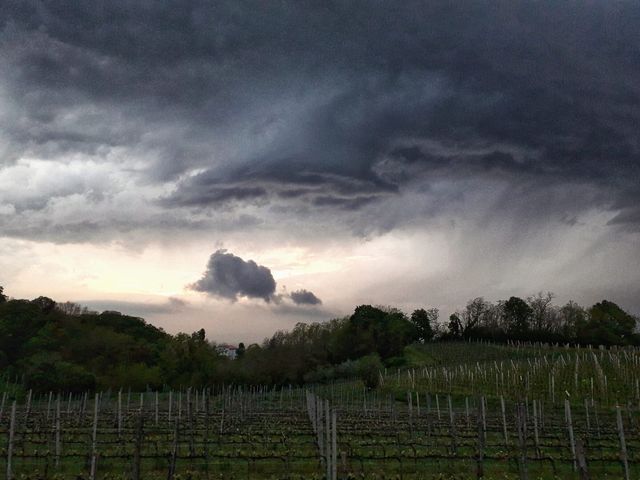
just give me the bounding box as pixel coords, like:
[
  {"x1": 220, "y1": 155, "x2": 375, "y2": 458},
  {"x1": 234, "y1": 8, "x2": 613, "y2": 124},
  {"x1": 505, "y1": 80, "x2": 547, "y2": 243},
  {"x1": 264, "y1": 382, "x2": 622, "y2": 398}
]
[
  {"x1": 0, "y1": 1, "x2": 639, "y2": 325},
  {"x1": 0, "y1": 1, "x2": 637, "y2": 241},
  {"x1": 290, "y1": 289, "x2": 322, "y2": 306},
  {"x1": 189, "y1": 249, "x2": 323, "y2": 306},
  {"x1": 190, "y1": 250, "x2": 277, "y2": 302}
]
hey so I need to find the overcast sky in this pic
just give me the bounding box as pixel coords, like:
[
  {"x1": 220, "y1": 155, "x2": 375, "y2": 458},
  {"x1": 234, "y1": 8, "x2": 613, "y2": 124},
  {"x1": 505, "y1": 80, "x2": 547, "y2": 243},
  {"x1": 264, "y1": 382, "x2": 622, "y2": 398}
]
[{"x1": 1, "y1": 1, "x2": 639, "y2": 342}]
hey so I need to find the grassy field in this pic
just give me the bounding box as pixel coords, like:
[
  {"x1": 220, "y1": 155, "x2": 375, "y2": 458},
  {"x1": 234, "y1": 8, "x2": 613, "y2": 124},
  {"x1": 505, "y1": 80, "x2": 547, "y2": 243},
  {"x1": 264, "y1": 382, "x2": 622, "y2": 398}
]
[{"x1": 1, "y1": 342, "x2": 638, "y2": 479}]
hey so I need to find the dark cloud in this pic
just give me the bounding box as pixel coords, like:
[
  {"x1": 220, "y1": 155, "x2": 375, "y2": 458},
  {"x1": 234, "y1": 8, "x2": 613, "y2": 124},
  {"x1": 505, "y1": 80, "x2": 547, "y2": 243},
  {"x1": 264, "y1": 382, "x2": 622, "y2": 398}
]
[
  {"x1": 290, "y1": 289, "x2": 322, "y2": 306},
  {"x1": 0, "y1": 0, "x2": 639, "y2": 239},
  {"x1": 189, "y1": 249, "x2": 277, "y2": 302}
]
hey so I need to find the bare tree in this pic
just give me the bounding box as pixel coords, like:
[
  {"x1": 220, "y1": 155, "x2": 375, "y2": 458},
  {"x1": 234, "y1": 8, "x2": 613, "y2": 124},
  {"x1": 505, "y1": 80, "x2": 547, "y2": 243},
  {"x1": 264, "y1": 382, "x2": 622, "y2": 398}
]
[
  {"x1": 56, "y1": 301, "x2": 90, "y2": 316},
  {"x1": 527, "y1": 292, "x2": 555, "y2": 332},
  {"x1": 461, "y1": 297, "x2": 491, "y2": 336}
]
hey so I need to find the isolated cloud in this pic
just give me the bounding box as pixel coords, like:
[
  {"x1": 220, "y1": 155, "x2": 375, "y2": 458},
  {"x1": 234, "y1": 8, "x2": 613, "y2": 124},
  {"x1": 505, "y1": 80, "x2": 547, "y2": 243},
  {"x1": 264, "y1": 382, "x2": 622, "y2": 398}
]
[
  {"x1": 190, "y1": 250, "x2": 277, "y2": 302},
  {"x1": 189, "y1": 250, "x2": 323, "y2": 306},
  {"x1": 290, "y1": 289, "x2": 322, "y2": 306}
]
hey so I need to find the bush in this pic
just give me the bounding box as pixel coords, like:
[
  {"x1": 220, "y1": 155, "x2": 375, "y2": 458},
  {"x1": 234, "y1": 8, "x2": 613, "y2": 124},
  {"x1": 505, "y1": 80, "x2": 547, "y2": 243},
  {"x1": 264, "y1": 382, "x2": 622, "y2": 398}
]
[{"x1": 356, "y1": 354, "x2": 383, "y2": 390}]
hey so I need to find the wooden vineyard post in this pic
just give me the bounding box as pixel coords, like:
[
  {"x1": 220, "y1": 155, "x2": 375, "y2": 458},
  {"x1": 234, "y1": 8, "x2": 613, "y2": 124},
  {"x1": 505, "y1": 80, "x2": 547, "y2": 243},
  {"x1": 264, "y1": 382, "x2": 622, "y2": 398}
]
[
  {"x1": 565, "y1": 399, "x2": 577, "y2": 471},
  {"x1": 55, "y1": 394, "x2": 61, "y2": 469},
  {"x1": 45, "y1": 391, "x2": 53, "y2": 420},
  {"x1": 407, "y1": 391, "x2": 414, "y2": 435},
  {"x1": 317, "y1": 396, "x2": 324, "y2": 466},
  {"x1": 118, "y1": 390, "x2": 123, "y2": 438},
  {"x1": 500, "y1": 396, "x2": 509, "y2": 447},
  {"x1": 89, "y1": 393, "x2": 99, "y2": 480},
  {"x1": 24, "y1": 389, "x2": 32, "y2": 423},
  {"x1": 204, "y1": 390, "x2": 210, "y2": 476},
  {"x1": 436, "y1": 394, "x2": 441, "y2": 421},
  {"x1": 515, "y1": 403, "x2": 528, "y2": 480},
  {"x1": 532, "y1": 399, "x2": 540, "y2": 457},
  {"x1": 168, "y1": 418, "x2": 179, "y2": 480},
  {"x1": 325, "y1": 400, "x2": 331, "y2": 480},
  {"x1": 584, "y1": 397, "x2": 591, "y2": 432},
  {"x1": 168, "y1": 390, "x2": 173, "y2": 423},
  {"x1": 188, "y1": 388, "x2": 195, "y2": 458},
  {"x1": 465, "y1": 397, "x2": 470, "y2": 428},
  {"x1": 426, "y1": 393, "x2": 432, "y2": 439},
  {"x1": 448, "y1": 395, "x2": 457, "y2": 455},
  {"x1": 592, "y1": 399, "x2": 601, "y2": 439},
  {"x1": 476, "y1": 401, "x2": 484, "y2": 479},
  {"x1": 575, "y1": 437, "x2": 590, "y2": 480},
  {"x1": 332, "y1": 410, "x2": 337, "y2": 480},
  {"x1": 0, "y1": 391, "x2": 6, "y2": 422},
  {"x1": 155, "y1": 391, "x2": 159, "y2": 426},
  {"x1": 616, "y1": 405, "x2": 630, "y2": 480},
  {"x1": 133, "y1": 411, "x2": 144, "y2": 480},
  {"x1": 7, "y1": 401, "x2": 16, "y2": 480}
]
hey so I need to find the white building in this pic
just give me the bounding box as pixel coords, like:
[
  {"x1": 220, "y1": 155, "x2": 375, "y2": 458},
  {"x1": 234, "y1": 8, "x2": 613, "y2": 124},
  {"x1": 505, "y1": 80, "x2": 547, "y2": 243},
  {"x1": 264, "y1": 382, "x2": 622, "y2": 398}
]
[{"x1": 217, "y1": 344, "x2": 237, "y2": 359}]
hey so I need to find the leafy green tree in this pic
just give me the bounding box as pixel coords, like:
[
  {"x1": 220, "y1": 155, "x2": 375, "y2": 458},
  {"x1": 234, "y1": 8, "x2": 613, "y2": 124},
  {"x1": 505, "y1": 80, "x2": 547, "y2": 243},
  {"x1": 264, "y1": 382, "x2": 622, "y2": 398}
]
[
  {"x1": 410, "y1": 308, "x2": 437, "y2": 342},
  {"x1": 502, "y1": 296, "x2": 533, "y2": 337},
  {"x1": 356, "y1": 354, "x2": 383, "y2": 390},
  {"x1": 31, "y1": 296, "x2": 57, "y2": 313},
  {"x1": 582, "y1": 300, "x2": 638, "y2": 345},
  {"x1": 0, "y1": 286, "x2": 6, "y2": 303},
  {"x1": 559, "y1": 300, "x2": 586, "y2": 341},
  {"x1": 236, "y1": 342, "x2": 245, "y2": 359},
  {"x1": 448, "y1": 313, "x2": 463, "y2": 338}
]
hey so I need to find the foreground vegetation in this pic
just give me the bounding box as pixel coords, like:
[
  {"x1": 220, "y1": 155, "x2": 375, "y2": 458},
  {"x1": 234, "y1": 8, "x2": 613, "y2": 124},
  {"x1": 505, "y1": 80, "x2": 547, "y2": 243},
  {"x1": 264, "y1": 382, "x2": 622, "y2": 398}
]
[
  {"x1": 0, "y1": 286, "x2": 637, "y2": 394},
  {"x1": 1, "y1": 285, "x2": 639, "y2": 477},
  {"x1": 1, "y1": 343, "x2": 639, "y2": 479}
]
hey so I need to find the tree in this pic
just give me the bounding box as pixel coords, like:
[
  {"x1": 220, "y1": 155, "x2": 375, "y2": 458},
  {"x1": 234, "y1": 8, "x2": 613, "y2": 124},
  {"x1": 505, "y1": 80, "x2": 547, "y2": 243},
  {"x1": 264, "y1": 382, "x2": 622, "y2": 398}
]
[
  {"x1": 527, "y1": 291, "x2": 555, "y2": 332},
  {"x1": 502, "y1": 296, "x2": 533, "y2": 337},
  {"x1": 461, "y1": 297, "x2": 490, "y2": 336},
  {"x1": 356, "y1": 354, "x2": 383, "y2": 390},
  {"x1": 56, "y1": 301, "x2": 90, "y2": 316},
  {"x1": 0, "y1": 286, "x2": 6, "y2": 303},
  {"x1": 236, "y1": 342, "x2": 246, "y2": 359},
  {"x1": 559, "y1": 300, "x2": 586, "y2": 341},
  {"x1": 585, "y1": 300, "x2": 638, "y2": 345},
  {"x1": 31, "y1": 296, "x2": 57, "y2": 313},
  {"x1": 448, "y1": 313, "x2": 463, "y2": 338},
  {"x1": 410, "y1": 308, "x2": 437, "y2": 342}
]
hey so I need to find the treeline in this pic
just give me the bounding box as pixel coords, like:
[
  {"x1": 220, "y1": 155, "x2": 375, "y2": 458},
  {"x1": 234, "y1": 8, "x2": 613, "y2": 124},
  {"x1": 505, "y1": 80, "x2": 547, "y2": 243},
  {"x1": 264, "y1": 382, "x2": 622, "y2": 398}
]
[
  {"x1": 227, "y1": 294, "x2": 639, "y2": 386},
  {"x1": 0, "y1": 287, "x2": 419, "y2": 391},
  {"x1": 227, "y1": 305, "x2": 419, "y2": 387},
  {"x1": 0, "y1": 286, "x2": 637, "y2": 393},
  {"x1": 0, "y1": 288, "x2": 224, "y2": 393},
  {"x1": 442, "y1": 292, "x2": 639, "y2": 345}
]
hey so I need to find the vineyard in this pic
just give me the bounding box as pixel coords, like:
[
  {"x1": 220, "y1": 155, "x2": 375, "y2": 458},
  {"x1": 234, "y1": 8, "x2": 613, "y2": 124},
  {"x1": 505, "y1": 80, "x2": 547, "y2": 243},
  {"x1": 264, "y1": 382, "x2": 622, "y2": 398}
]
[{"x1": 1, "y1": 342, "x2": 639, "y2": 479}]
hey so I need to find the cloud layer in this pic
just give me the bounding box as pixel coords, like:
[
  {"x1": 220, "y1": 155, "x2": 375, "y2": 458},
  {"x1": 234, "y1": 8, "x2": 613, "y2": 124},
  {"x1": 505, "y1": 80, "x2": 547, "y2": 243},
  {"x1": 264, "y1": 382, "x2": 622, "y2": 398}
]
[
  {"x1": 0, "y1": 1, "x2": 638, "y2": 243},
  {"x1": 0, "y1": 1, "x2": 639, "y2": 326}
]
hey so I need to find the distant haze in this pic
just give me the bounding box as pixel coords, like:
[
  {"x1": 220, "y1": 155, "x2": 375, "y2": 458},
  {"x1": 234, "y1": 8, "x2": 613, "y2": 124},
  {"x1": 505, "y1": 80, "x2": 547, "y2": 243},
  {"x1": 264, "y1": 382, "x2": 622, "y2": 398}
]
[{"x1": 0, "y1": 2, "x2": 639, "y2": 342}]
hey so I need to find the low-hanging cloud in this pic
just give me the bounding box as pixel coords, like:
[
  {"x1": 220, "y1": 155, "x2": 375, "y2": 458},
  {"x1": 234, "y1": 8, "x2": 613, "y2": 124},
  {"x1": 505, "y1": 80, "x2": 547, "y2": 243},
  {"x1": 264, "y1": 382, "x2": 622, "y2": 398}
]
[
  {"x1": 189, "y1": 249, "x2": 323, "y2": 306},
  {"x1": 190, "y1": 250, "x2": 277, "y2": 302},
  {"x1": 290, "y1": 289, "x2": 322, "y2": 306}
]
